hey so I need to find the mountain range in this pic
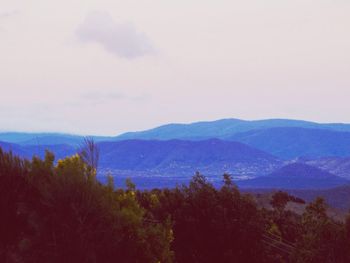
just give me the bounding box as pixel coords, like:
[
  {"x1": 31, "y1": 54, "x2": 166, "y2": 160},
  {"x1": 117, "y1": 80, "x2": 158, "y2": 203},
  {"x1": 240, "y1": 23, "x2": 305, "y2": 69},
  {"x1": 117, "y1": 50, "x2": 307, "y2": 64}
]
[
  {"x1": 3, "y1": 118, "x2": 350, "y2": 159},
  {"x1": 229, "y1": 127, "x2": 350, "y2": 159},
  {"x1": 2, "y1": 118, "x2": 350, "y2": 190},
  {"x1": 0, "y1": 139, "x2": 282, "y2": 178},
  {"x1": 115, "y1": 118, "x2": 350, "y2": 141},
  {"x1": 97, "y1": 139, "x2": 281, "y2": 177}
]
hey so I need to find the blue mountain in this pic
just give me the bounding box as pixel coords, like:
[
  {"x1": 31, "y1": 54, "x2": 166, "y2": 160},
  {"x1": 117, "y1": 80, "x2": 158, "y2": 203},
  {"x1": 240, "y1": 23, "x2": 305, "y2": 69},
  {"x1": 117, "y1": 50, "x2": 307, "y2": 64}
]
[
  {"x1": 237, "y1": 163, "x2": 349, "y2": 190},
  {"x1": 0, "y1": 141, "x2": 77, "y2": 160},
  {"x1": 114, "y1": 118, "x2": 350, "y2": 141},
  {"x1": 97, "y1": 139, "x2": 281, "y2": 177},
  {"x1": 0, "y1": 132, "x2": 112, "y2": 146},
  {"x1": 3, "y1": 118, "x2": 350, "y2": 161},
  {"x1": 0, "y1": 139, "x2": 282, "y2": 178},
  {"x1": 229, "y1": 127, "x2": 350, "y2": 159}
]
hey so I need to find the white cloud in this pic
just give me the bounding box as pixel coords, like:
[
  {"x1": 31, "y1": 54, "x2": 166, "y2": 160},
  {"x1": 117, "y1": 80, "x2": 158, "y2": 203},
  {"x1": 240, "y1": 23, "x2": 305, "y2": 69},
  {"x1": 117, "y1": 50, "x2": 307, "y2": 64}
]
[
  {"x1": 1, "y1": 1, "x2": 350, "y2": 135},
  {"x1": 76, "y1": 11, "x2": 155, "y2": 59}
]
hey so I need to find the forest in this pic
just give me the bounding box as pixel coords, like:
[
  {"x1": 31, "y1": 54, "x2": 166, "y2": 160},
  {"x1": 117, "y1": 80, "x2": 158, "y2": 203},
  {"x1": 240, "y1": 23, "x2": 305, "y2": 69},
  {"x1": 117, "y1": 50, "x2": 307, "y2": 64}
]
[{"x1": 1, "y1": 144, "x2": 350, "y2": 263}]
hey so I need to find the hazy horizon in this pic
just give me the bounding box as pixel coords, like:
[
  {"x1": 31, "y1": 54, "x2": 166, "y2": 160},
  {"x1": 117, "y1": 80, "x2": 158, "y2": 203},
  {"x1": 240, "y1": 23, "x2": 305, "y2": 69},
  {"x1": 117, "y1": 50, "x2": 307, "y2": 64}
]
[
  {"x1": 1, "y1": 0, "x2": 349, "y2": 135},
  {"x1": 2, "y1": 117, "x2": 350, "y2": 137}
]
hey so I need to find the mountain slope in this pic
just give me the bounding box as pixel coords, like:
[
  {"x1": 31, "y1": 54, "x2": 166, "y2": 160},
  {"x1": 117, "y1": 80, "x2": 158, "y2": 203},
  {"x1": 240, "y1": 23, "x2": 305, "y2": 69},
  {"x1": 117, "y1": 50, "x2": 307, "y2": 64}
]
[
  {"x1": 0, "y1": 138, "x2": 282, "y2": 178},
  {"x1": 229, "y1": 127, "x2": 350, "y2": 159},
  {"x1": 0, "y1": 141, "x2": 77, "y2": 160},
  {"x1": 304, "y1": 157, "x2": 350, "y2": 180},
  {"x1": 114, "y1": 118, "x2": 350, "y2": 141},
  {"x1": 237, "y1": 163, "x2": 349, "y2": 189},
  {"x1": 0, "y1": 141, "x2": 28, "y2": 156},
  {"x1": 98, "y1": 139, "x2": 282, "y2": 177},
  {"x1": 0, "y1": 132, "x2": 113, "y2": 146}
]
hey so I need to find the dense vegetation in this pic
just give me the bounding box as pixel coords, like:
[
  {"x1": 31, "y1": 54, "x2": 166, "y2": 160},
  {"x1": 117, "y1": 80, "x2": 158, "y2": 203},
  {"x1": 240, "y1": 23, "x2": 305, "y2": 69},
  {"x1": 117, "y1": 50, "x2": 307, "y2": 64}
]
[{"x1": 1, "y1": 145, "x2": 350, "y2": 262}]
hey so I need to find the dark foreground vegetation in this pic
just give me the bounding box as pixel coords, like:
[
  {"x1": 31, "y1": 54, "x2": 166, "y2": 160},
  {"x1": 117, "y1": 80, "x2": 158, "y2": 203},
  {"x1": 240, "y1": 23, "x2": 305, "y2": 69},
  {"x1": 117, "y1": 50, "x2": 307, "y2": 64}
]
[{"x1": 1, "y1": 146, "x2": 350, "y2": 263}]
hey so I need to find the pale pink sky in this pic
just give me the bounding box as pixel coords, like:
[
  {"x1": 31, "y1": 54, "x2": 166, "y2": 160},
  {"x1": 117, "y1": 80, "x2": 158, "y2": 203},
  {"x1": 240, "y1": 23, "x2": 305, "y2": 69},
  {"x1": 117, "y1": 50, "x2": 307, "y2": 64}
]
[{"x1": 0, "y1": 0, "x2": 349, "y2": 135}]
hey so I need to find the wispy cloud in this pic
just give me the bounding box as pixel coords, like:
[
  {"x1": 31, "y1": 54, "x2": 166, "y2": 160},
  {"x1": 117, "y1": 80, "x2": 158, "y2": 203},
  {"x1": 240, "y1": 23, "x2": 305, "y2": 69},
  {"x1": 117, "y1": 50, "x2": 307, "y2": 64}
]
[
  {"x1": 0, "y1": 10, "x2": 20, "y2": 19},
  {"x1": 0, "y1": 9, "x2": 20, "y2": 31},
  {"x1": 76, "y1": 11, "x2": 156, "y2": 59}
]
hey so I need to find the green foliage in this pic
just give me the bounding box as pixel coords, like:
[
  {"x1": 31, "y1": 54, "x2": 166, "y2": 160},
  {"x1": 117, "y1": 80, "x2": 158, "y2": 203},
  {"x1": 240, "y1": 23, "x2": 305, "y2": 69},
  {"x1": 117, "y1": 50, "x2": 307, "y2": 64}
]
[
  {"x1": 137, "y1": 173, "x2": 267, "y2": 263},
  {"x1": 271, "y1": 191, "x2": 290, "y2": 212},
  {"x1": 0, "y1": 148, "x2": 173, "y2": 263},
  {"x1": 0, "y1": 148, "x2": 33, "y2": 262},
  {"x1": 290, "y1": 198, "x2": 349, "y2": 263},
  {"x1": 1, "y1": 147, "x2": 350, "y2": 262}
]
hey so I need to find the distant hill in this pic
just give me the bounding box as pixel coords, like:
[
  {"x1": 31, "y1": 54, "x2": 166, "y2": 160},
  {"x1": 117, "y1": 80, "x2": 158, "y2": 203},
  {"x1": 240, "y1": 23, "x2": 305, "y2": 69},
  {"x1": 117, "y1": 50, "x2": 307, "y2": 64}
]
[
  {"x1": 0, "y1": 139, "x2": 282, "y2": 178},
  {"x1": 229, "y1": 127, "x2": 350, "y2": 159},
  {"x1": 0, "y1": 133, "x2": 40, "y2": 144},
  {"x1": 3, "y1": 119, "x2": 350, "y2": 161},
  {"x1": 0, "y1": 141, "x2": 77, "y2": 160},
  {"x1": 21, "y1": 135, "x2": 86, "y2": 146},
  {"x1": 303, "y1": 157, "x2": 350, "y2": 180},
  {"x1": 114, "y1": 118, "x2": 350, "y2": 141},
  {"x1": 0, "y1": 141, "x2": 28, "y2": 156},
  {"x1": 0, "y1": 132, "x2": 112, "y2": 146},
  {"x1": 3, "y1": 139, "x2": 350, "y2": 191},
  {"x1": 98, "y1": 139, "x2": 282, "y2": 177},
  {"x1": 237, "y1": 163, "x2": 349, "y2": 189}
]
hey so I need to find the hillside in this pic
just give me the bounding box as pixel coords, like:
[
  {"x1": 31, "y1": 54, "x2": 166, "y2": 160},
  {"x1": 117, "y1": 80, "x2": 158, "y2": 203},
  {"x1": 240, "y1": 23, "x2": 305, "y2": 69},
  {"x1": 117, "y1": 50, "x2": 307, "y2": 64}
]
[
  {"x1": 114, "y1": 118, "x2": 350, "y2": 141},
  {"x1": 237, "y1": 163, "x2": 349, "y2": 189},
  {"x1": 0, "y1": 141, "x2": 77, "y2": 160},
  {"x1": 3, "y1": 119, "x2": 350, "y2": 162},
  {"x1": 229, "y1": 127, "x2": 350, "y2": 159},
  {"x1": 4, "y1": 146, "x2": 349, "y2": 262},
  {"x1": 98, "y1": 139, "x2": 282, "y2": 177},
  {"x1": 0, "y1": 139, "x2": 282, "y2": 178},
  {"x1": 0, "y1": 132, "x2": 112, "y2": 146},
  {"x1": 304, "y1": 157, "x2": 350, "y2": 180}
]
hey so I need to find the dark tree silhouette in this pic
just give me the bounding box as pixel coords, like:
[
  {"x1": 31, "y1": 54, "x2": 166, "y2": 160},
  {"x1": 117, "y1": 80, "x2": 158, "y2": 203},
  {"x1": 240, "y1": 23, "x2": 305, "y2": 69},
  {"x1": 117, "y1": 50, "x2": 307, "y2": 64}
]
[{"x1": 78, "y1": 137, "x2": 99, "y2": 178}]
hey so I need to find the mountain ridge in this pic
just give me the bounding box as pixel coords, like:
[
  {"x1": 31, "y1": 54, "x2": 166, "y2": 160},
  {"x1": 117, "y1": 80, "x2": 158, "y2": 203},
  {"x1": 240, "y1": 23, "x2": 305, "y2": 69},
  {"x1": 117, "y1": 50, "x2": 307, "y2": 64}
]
[
  {"x1": 114, "y1": 118, "x2": 350, "y2": 141},
  {"x1": 0, "y1": 139, "x2": 282, "y2": 178},
  {"x1": 229, "y1": 127, "x2": 350, "y2": 159},
  {"x1": 3, "y1": 118, "x2": 350, "y2": 145}
]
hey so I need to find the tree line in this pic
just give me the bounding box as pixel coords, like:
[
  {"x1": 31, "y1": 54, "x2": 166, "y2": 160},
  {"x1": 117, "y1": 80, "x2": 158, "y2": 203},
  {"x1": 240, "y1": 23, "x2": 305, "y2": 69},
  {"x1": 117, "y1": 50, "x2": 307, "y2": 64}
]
[{"x1": 1, "y1": 145, "x2": 350, "y2": 262}]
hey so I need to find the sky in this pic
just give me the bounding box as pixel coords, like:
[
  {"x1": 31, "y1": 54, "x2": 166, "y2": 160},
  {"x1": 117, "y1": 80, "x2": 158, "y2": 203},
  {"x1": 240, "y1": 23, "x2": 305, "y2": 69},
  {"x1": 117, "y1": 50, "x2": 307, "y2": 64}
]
[{"x1": 0, "y1": 0, "x2": 349, "y2": 135}]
